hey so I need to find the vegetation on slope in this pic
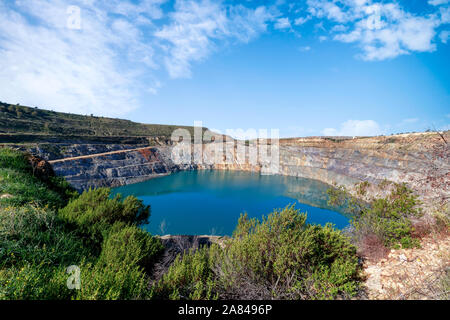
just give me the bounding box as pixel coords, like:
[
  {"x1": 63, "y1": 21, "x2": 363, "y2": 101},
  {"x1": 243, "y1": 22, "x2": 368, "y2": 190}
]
[
  {"x1": 0, "y1": 148, "x2": 76, "y2": 208},
  {"x1": 0, "y1": 101, "x2": 201, "y2": 138},
  {"x1": 0, "y1": 148, "x2": 164, "y2": 299},
  {"x1": 327, "y1": 182, "x2": 424, "y2": 258}
]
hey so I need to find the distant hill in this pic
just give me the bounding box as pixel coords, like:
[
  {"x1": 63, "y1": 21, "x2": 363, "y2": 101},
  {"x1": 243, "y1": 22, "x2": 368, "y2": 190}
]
[{"x1": 0, "y1": 101, "x2": 202, "y2": 139}]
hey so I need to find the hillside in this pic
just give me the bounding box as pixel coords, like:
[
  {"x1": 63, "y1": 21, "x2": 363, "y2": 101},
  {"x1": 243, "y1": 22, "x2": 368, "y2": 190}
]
[{"x1": 0, "y1": 101, "x2": 203, "y2": 142}]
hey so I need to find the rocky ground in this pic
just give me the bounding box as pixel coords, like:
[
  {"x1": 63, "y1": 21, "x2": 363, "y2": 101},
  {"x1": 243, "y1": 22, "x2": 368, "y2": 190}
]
[{"x1": 364, "y1": 232, "x2": 449, "y2": 300}]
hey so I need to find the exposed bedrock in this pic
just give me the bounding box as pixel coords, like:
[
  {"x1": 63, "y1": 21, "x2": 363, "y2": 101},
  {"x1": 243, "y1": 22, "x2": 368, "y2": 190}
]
[{"x1": 35, "y1": 132, "x2": 448, "y2": 208}]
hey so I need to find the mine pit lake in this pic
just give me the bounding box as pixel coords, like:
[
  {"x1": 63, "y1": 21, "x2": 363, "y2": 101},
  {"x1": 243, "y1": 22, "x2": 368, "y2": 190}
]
[{"x1": 111, "y1": 170, "x2": 350, "y2": 236}]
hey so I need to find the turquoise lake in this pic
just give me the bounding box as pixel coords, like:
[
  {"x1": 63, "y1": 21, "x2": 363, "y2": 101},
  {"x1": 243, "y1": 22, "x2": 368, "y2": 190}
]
[{"x1": 111, "y1": 170, "x2": 349, "y2": 236}]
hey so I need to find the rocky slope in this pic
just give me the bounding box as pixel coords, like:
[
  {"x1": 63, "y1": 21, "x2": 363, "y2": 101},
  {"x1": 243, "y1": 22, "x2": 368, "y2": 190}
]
[{"x1": 364, "y1": 232, "x2": 449, "y2": 299}]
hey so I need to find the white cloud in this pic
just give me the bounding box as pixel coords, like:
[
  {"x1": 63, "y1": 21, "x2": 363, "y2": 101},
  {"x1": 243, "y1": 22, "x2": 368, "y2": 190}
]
[
  {"x1": 294, "y1": 16, "x2": 311, "y2": 25},
  {"x1": 322, "y1": 119, "x2": 382, "y2": 136},
  {"x1": 155, "y1": 0, "x2": 273, "y2": 78},
  {"x1": 331, "y1": 24, "x2": 348, "y2": 32},
  {"x1": 0, "y1": 0, "x2": 448, "y2": 118},
  {"x1": 314, "y1": 21, "x2": 327, "y2": 32},
  {"x1": 307, "y1": 0, "x2": 350, "y2": 23},
  {"x1": 428, "y1": 0, "x2": 449, "y2": 6},
  {"x1": 308, "y1": 0, "x2": 443, "y2": 61},
  {"x1": 299, "y1": 46, "x2": 311, "y2": 52},
  {"x1": 274, "y1": 17, "x2": 291, "y2": 30},
  {"x1": 440, "y1": 6, "x2": 450, "y2": 23},
  {"x1": 0, "y1": 0, "x2": 274, "y2": 114},
  {"x1": 0, "y1": 0, "x2": 167, "y2": 116},
  {"x1": 439, "y1": 30, "x2": 449, "y2": 43}
]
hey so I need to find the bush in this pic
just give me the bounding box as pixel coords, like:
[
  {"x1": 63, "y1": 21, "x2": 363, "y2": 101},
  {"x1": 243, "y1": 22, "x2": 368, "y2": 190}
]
[
  {"x1": 215, "y1": 206, "x2": 360, "y2": 299},
  {"x1": 0, "y1": 198, "x2": 160, "y2": 300},
  {"x1": 356, "y1": 181, "x2": 370, "y2": 196},
  {"x1": 76, "y1": 260, "x2": 149, "y2": 300},
  {"x1": 354, "y1": 183, "x2": 422, "y2": 249},
  {"x1": 58, "y1": 188, "x2": 150, "y2": 245},
  {"x1": 150, "y1": 246, "x2": 217, "y2": 300},
  {"x1": 153, "y1": 205, "x2": 361, "y2": 300},
  {"x1": 99, "y1": 223, "x2": 163, "y2": 273},
  {"x1": 0, "y1": 263, "x2": 74, "y2": 300},
  {"x1": 328, "y1": 182, "x2": 423, "y2": 251},
  {"x1": 47, "y1": 176, "x2": 79, "y2": 204},
  {"x1": 74, "y1": 224, "x2": 163, "y2": 300}
]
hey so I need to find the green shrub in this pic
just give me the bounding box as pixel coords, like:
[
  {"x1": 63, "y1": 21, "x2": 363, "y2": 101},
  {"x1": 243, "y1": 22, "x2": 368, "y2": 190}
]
[
  {"x1": 151, "y1": 246, "x2": 218, "y2": 300},
  {"x1": 0, "y1": 149, "x2": 163, "y2": 300},
  {"x1": 215, "y1": 206, "x2": 360, "y2": 299},
  {"x1": 99, "y1": 223, "x2": 163, "y2": 272},
  {"x1": 0, "y1": 263, "x2": 74, "y2": 300},
  {"x1": 76, "y1": 260, "x2": 149, "y2": 300},
  {"x1": 433, "y1": 204, "x2": 449, "y2": 230},
  {"x1": 0, "y1": 200, "x2": 160, "y2": 300},
  {"x1": 58, "y1": 188, "x2": 150, "y2": 245},
  {"x1": 328, "y1": 182, "x2": 422, "y2": 249},
  {"x1": 47, "y1": 176, "x2": 79, "y2": 204},
  {"x1": 327, "y1": 185, "x2": 368, "y2": 215},
  {"x1": 153, "y1": 205, "x2": 361, "y2": 300},
  {"x1": 356, "y1": 181, "x2": 370, "y2": 196},
  {"x1": 354, "y1": 183, "x2": 422, "y2": 248},
  {"x1": 75, "y1": 221, "x2": 162, "y2": 300}
]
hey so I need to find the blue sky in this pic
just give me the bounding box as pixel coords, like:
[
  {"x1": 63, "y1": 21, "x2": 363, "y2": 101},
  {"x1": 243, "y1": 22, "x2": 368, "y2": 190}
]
[{"x1": 0, "y1": 0, "x2": 449, "y2": 137}]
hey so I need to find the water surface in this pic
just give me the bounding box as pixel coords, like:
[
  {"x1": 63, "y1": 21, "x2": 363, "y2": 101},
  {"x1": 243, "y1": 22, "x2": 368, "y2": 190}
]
[{"x1": 112, "y1": 170, "x2": 349, "y2": 236}]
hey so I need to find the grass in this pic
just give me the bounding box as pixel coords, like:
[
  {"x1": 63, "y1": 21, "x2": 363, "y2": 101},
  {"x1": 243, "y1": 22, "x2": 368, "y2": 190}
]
[
  {"x1": 0, "y1": 205, "x2": 91, "y2": 269},
  {"x1": 0, "y1": 149, "x2": 75, "y2": 208}
]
